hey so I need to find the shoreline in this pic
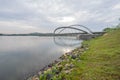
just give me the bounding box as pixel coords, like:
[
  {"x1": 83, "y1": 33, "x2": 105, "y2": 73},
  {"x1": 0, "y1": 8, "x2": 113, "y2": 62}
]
[
  {"x1": 26, "y1": 44, "x2": 87, "y2": 80},
  {"x1": 26, "y1": 28, "x2": 120, "y2": 80}
]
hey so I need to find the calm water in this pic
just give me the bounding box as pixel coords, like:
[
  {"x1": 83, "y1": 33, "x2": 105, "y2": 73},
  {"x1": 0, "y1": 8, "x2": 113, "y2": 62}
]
[{"x1": 0, "y1": 36, "x2": 82, "y2": 80}]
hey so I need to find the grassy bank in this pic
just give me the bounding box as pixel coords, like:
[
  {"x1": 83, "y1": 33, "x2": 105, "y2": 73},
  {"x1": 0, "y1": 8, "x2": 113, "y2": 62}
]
[
  {"x1": 29, "y1": 28, "x2": 120, "y2": 80},
  {"x1": 65, "y1": 28, "x2": 120, "y2": 80}
]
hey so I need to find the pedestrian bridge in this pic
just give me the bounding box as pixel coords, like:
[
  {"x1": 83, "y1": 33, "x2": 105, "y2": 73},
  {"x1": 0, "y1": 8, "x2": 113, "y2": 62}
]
[{"x1": 54, "y1": 24, "x2": 105, "y2": 40}]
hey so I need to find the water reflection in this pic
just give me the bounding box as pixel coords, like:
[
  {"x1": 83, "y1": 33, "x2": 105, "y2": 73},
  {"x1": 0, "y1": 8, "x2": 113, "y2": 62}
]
[
  {"x1": 53, "y1": 36, "x2": 82, "y2": 47},
  {"x1": 62, "y1": 48, "x2": 71, "y2": 53},
  {"x1": 0, "y1": 36, "x2": 82, "y2": 80},
  {"x1": 53, "y1": 36, "x2": 82, "y2": 55}
]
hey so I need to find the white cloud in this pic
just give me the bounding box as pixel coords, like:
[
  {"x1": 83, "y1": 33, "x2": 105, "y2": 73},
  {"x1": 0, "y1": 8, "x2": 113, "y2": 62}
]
[
  {"x1": 48, "y1": 16, "x2": 75, "y2": 23},
  {"x1": 113, "y1": 3, "x2": 120, "y2": 9},
  {"x1": 90, "y1": 0, "x2": 103, "y2": 4},
  {"x1": 0, "y1": 21, "x2": 35, "y2": 29},
  {"x1": 0, "y1": 0, "x2": 120, "y2": 33},
  {"x1": 0, "y1": 21, "x2": 44, "y2": 33},
  {"x1": 58, "y1": 17, "x2": 75, "y2": 22},
  {"x1": 74, "y1": 11, "x2": 92, "y2": 22}
]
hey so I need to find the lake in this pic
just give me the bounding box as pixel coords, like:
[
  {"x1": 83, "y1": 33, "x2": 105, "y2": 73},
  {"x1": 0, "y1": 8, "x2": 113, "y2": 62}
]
[{"x1": 0, "y1": 36, "x2": 82, "y2": 80}]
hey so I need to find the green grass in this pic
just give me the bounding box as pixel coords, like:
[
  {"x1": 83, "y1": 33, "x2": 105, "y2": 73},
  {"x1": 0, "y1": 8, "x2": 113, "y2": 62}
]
[
  {"x1": 66, "y1": 28, "x2": 120, "y2": 80},
  {"x1": 38, "y1": 28, "x2": 120, "y2": 80}
]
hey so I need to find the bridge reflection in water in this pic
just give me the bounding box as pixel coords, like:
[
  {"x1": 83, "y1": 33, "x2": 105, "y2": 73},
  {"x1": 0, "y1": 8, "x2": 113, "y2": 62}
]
[
  {"x1": 53, "y1": 36, "x2": 82, "y2": 54},
  {"x1": 53, "y1": 36, "x2": 82, "y2": 47}
]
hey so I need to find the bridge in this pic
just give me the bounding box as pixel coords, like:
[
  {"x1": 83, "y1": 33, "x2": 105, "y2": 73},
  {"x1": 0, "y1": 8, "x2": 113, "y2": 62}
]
[{"x1": 54, "y1": 24, "x2": 105, "y2": 40}]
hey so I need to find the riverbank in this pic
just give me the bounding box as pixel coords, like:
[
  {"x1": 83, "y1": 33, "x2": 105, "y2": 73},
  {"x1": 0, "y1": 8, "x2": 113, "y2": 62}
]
[{"x1": 28, "y1": 28, "x2": 120, "y2": 80}]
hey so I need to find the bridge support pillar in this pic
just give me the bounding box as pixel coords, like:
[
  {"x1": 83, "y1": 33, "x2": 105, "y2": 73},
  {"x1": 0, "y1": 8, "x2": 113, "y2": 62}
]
[{"x1": 76, "y1": 34, "x2": 102, "y2": 40}]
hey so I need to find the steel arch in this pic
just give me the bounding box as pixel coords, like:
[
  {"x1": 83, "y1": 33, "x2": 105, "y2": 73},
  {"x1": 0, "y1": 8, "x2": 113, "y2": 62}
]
[
  {"x1": 70, "y1": 24, "x2": 93, "y2": 34},
  {"x1": 54, "y1": 26, "x2": 88, "y2": 34},
  {"x1": 54, "y1": 24, "x2": 93, "y2": 34}
]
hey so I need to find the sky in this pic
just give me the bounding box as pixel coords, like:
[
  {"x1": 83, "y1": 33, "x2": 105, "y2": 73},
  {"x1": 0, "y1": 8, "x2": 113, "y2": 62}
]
[{"x1": 0, "y1": 0, "x2": 120, "y2": 34}]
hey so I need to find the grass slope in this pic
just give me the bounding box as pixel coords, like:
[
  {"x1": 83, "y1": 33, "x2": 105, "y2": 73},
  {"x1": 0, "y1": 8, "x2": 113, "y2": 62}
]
[
  {"x1": 36, "y1": 28, "x2": 120, "y2": 80},
  {"x1": 67, "y1": 29, "x2": 120, "y2": 80}
]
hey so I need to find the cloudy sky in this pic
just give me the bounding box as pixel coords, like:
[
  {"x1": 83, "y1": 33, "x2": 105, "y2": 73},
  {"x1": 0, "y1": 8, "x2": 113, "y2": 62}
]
[{"x1": 0, "y1": 0, "x2": 120, "y2": 33}]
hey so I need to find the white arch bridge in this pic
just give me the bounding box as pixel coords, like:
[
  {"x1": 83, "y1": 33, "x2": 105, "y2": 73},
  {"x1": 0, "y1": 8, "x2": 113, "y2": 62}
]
[{"x1": 53, "y1": 24, "x2": 105, "y2": 40}]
